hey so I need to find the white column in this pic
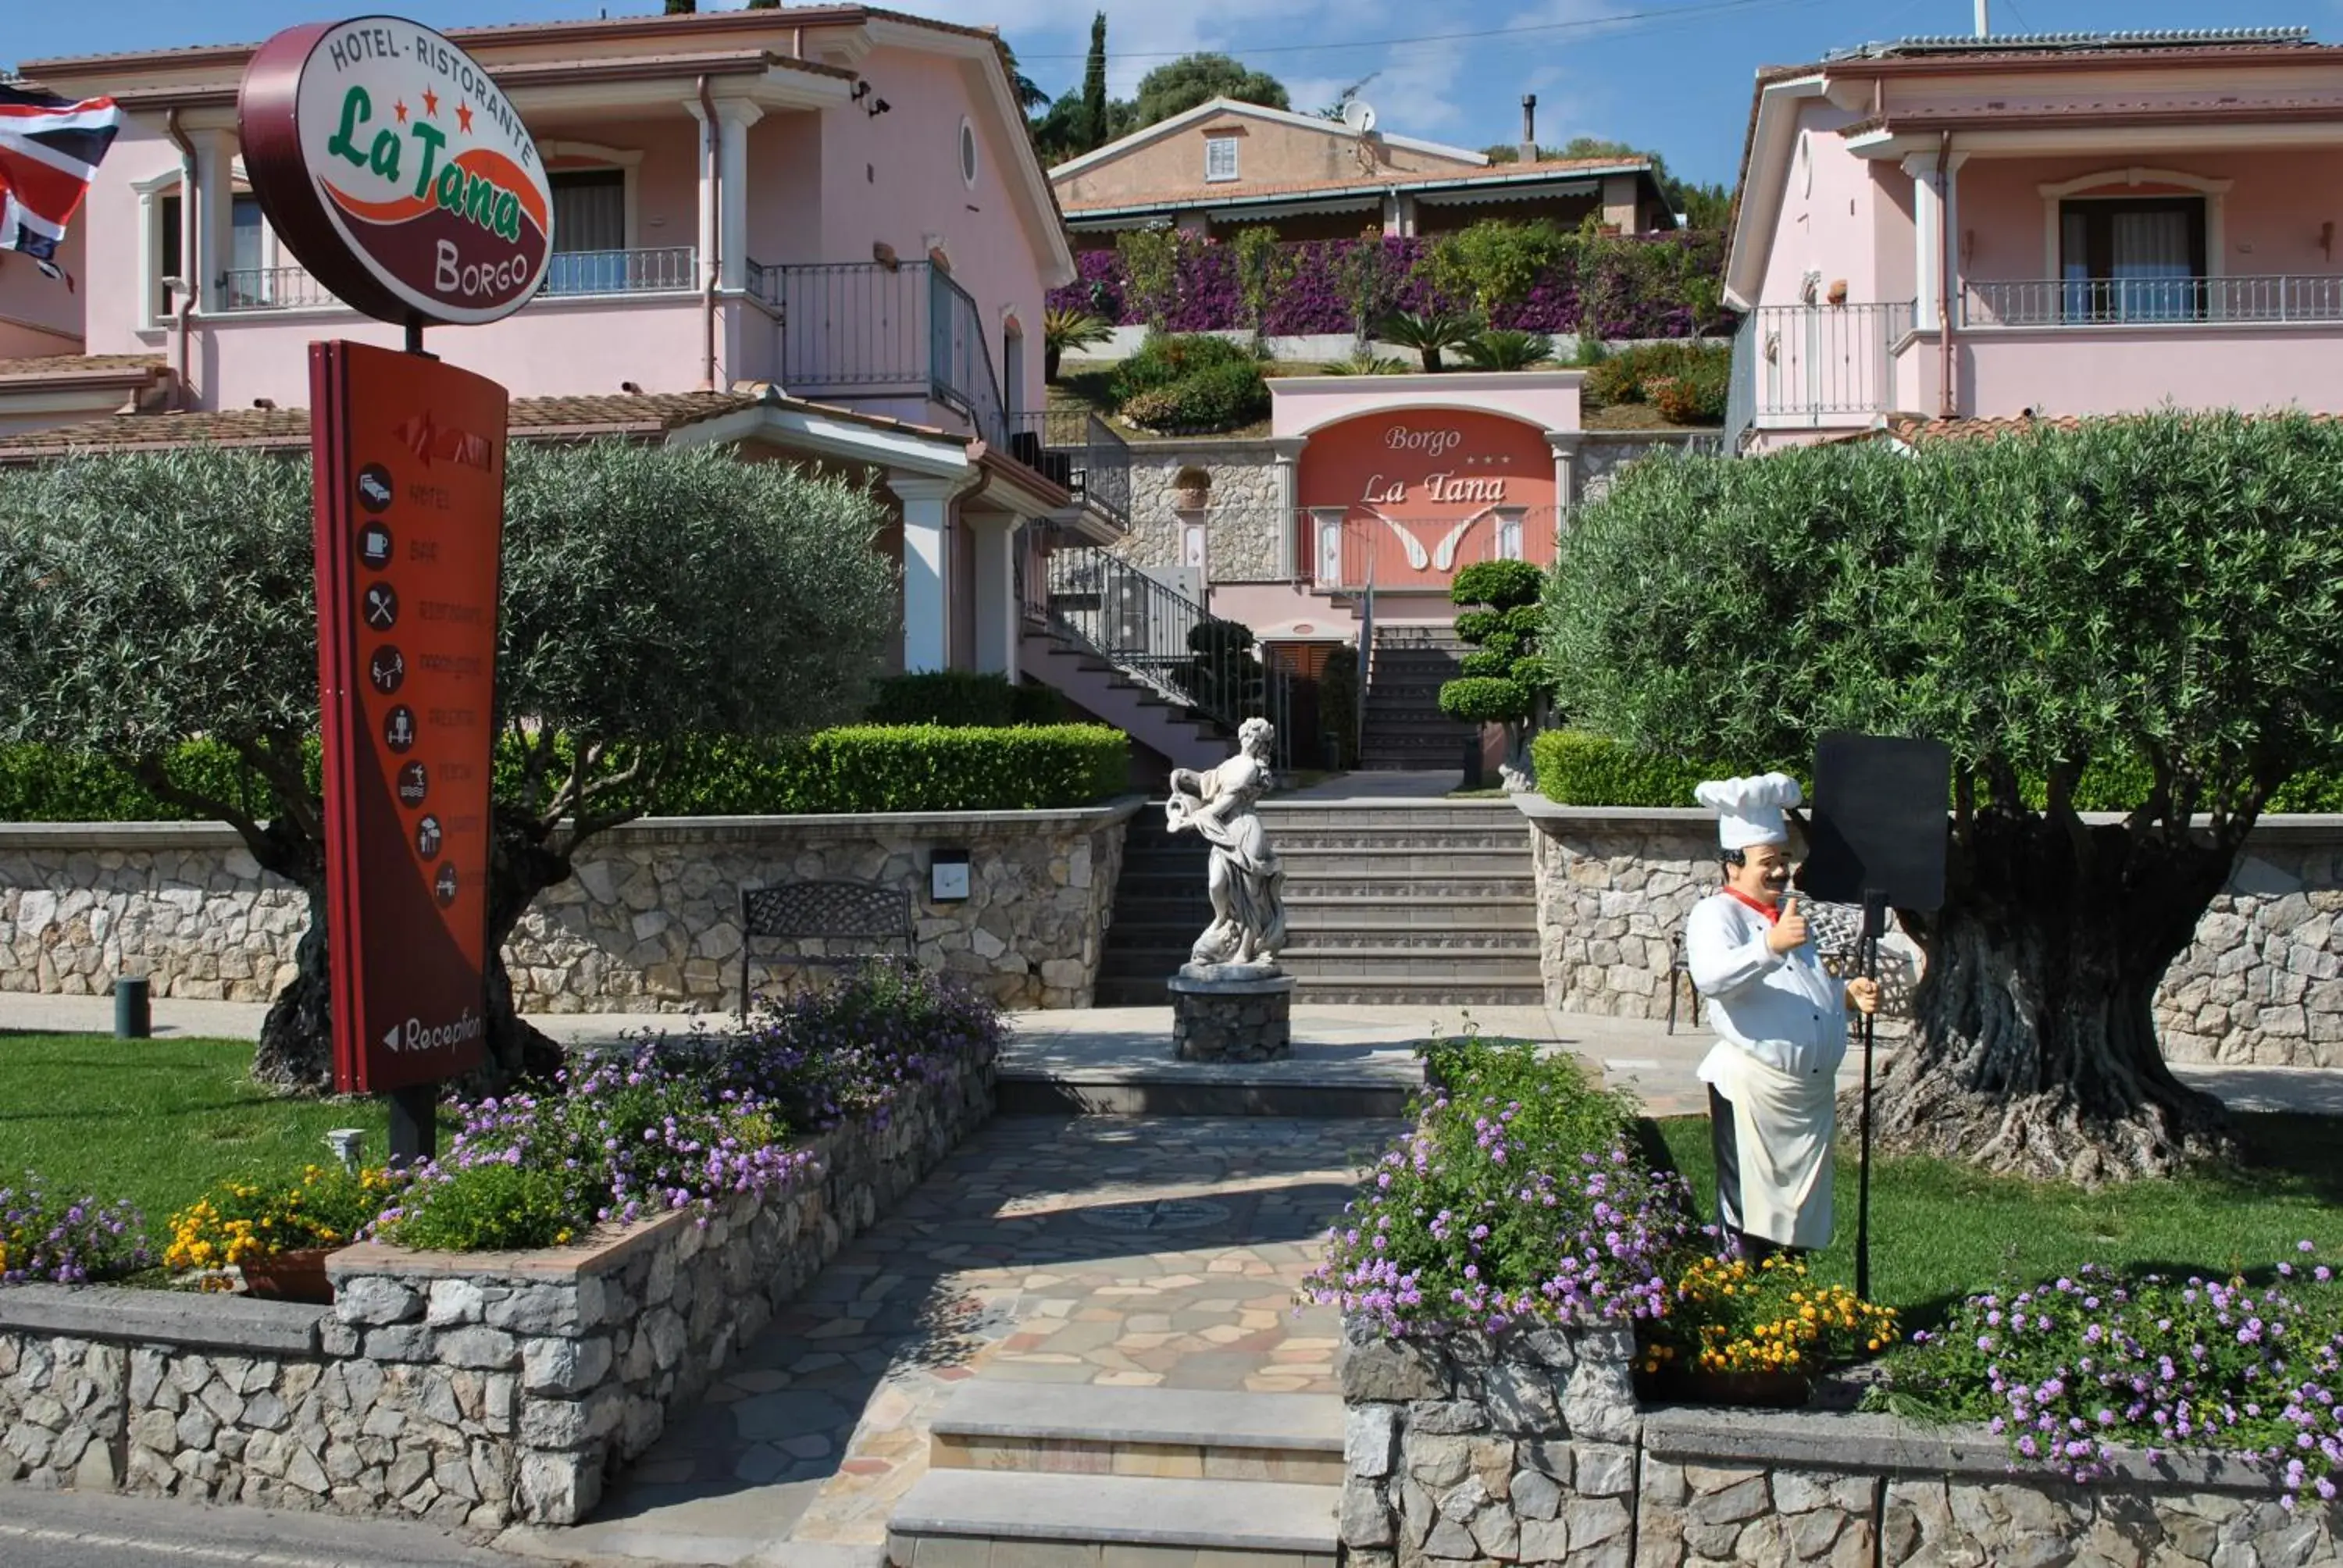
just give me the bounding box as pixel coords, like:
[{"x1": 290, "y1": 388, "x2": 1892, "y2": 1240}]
[
  {"x1": 1269, "y1": 438, "x2": 1305, "y2": 581},
  {"x1": 194, "y1": 131, "x2": 236, "y2": 312},
  {"x1": 685, "y1": 99, "x2": 719, "y2": 294},
  {"x1": 968, "y1": 512, "x2": 1020, "y2": 678},
  {"x1": 1546, "y1": 431, "x2": 1580, "y2": 542},
  {"x1": 715, "y1": 102, "x2": 760, "y2": 293},
  {"x1": 1903, "y1": 152, "x2": 1954, "y2": 332},
  {"x1": 889, "y1": 473, "x2": 961, "y2": 673}
]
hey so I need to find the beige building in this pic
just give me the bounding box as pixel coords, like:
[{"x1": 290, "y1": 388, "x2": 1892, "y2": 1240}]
[{"x1": 1050, "y1": 97, "x2": 1675, "y2": 248}]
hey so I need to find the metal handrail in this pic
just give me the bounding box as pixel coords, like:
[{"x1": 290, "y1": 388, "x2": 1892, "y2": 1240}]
[
  {"x1": 1962, "y1": 274, "x2": 2343, "y2": 327},
  {"x1": 1024, "y1": 543, "x2": 1251, "y2": 731},
  {"x1": 1003, "y1": 408, "x2": 1131, "y2": 529}
]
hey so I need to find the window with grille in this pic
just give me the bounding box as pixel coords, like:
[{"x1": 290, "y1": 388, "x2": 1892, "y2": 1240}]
[{"x1": 1205, "y1": 136, "x2": 1239, "y2": 183}]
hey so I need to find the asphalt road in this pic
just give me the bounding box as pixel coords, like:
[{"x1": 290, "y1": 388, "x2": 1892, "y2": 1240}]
[{"x1": 0, "y1": 1486, "x2": 544, "y2": 1568}]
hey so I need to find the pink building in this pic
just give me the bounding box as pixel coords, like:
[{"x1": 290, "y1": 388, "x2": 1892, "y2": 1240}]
[
  {"x1": 0, "y1": 6, "x2": 1129, "y2": 678},
  {"x1": 1723, "y1": 27, "x2": 2343, "y2": 450}
]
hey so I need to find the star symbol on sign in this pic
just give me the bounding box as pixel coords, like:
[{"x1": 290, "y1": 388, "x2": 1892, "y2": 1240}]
[
  {"x1": 394, "y1": 98, "x2": 408, "y2": 124},
  {"x1": 421, "y1": 87, "x2": 440, "y2": 118},
  {"x1": 456, "y1": 101, "x2": 474, "y2": 134}
]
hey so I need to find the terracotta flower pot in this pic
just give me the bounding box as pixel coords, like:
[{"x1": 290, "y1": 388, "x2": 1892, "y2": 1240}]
[{"x1": 238, "y1": 1247, "x2": 337, "y2": 1304}]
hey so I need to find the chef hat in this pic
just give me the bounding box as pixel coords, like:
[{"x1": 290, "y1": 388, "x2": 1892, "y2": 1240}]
[{"x1": 1693, "y1": 772, "x2": 1803, "y2": 851}]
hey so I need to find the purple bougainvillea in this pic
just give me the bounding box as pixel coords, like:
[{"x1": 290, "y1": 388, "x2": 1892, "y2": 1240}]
[{"x1": 1048, "y1": 229, "x2": 1726, "y2": 340}]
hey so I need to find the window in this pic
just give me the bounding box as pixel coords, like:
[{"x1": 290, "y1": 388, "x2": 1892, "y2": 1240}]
[
  {"x1": 545, "y1": 169, "x2": 627, "y2": 294},
  {"x1": 2059, "y1": 198, "x2": 2206, "y2": 322},
  {"x1": 159, "y1": 192, "x2": 264, "y2": 312},
  {"x1": 958, "y1": 117, "x2": 979, "y2": 188},
  {"x1": 1205, "y1": 135, "x2": 1239, "y2": 183}
]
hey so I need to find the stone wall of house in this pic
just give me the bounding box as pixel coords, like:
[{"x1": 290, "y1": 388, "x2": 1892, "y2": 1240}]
[
  {"x1": 0, "y1": 1046, "x2": 992, "y2": 1527},
  {"x1": 1118, "y1": 440, "x2": 1286, "y2": 583},
  {"x1": 1520, "y1": 800, "x2": 2343, "y2": 1067},
  {"x1": 1336, "y1": 1327, "x2": 2341, "y2": 1568},
  {"x1": 0, "y1": 803, "x2": 1135, "y2": 1014}
]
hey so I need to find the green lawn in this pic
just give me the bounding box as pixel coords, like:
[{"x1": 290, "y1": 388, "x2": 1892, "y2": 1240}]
[
  {"x1": 0, "y1": 1032, "x2": 448, "y2": 1246},
  {"x1": 1643, "y1": 1111, "x2": 2342, "y2": 1328}
]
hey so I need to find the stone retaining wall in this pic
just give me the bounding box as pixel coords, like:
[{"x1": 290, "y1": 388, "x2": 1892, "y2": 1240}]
[
  {"x1": 1518, "y1": 800, "x2": 2343, "y2": 1068},
  {"x1": 0, "y1": 1046, "x2": 992, "y2": 1526},
  {"x1": 0, "y1": 802, "x2": 1136, "y2": 1014},
  {"x1": 1337, "y1": 1324, "x2": 2341, "y2": 1568}
]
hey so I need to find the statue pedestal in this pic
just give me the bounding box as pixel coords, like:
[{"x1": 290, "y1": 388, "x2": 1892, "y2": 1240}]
[{"x1": 1168, "y1": 964, "x2": 1295, "y2": 1063}]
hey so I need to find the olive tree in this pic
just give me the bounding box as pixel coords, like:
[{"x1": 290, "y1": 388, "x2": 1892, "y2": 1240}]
[
  {"x1": 0, "y1": 440, "x2": 896, "y2": 1092},
  {"x1": 1546, "y1": 414, "x2": 2343, "y2": 1182}
]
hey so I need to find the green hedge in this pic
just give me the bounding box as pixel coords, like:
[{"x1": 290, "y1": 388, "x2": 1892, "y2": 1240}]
[
  {"x1": 865, "y1": 672, "x2": 1066, "y2": 728},
  {"x1": 1532, "y1": 730, "x2": 2343, "y2": 814},
  {"x1": 0, "y1": 725, "x2": 1131, "y2": 822}
]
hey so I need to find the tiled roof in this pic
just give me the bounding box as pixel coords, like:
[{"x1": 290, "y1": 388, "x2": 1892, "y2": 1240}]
[
  {"x1": 0, "y1": 355, "x2": 169, "y2": 383},
  {"x1": 1060, "y1": 157, "x2": 1653, "y2": 216},
  {"x1": 20, "y1": 6, "x2": 993, "y2": 74},
  {"x1": 0, "y1": 387, "x2": 975, "y2": 462}
]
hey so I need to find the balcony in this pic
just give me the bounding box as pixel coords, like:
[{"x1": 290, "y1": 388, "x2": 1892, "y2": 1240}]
[
  {"x1": 1725, "y1": 302, "x2": 1917, "y2": 440},
  {"x1": 753, "y1": 259, "x2": 1127, "y2": 528},
  {"x1": 218, "y1": 247, "x2": 702, "y2": 313}
]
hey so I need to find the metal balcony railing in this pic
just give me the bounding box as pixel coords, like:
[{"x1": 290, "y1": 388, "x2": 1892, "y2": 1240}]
[
  {"x1": 1733, "y1": 301, "x2": 1916, "y2": 427},
  {"x1": 1005, "y1": 408, "x2": 1130, "y2": 529},
  {"x1": 1961, "y1": 275, "x2": 2343, "y2": 327},
  {"x1": 1022, "y1": 544, "x2": 1253, "y2": 731},
  {"x1": 541, "y1": 245, "x2": 698, "y2": 297},
  {"x1": 216, "y1": 247, "x2": 701, "y2": 312}
]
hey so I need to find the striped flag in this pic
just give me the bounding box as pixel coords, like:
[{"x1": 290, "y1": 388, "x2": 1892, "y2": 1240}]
[{"x1": 0, "y1": 83, "x2": 124, "y2": 282}]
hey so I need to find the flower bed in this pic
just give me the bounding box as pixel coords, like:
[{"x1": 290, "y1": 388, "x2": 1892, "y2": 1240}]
[
  {"x1": 1325, "y1": 1035, "x2": 2343, "y2": 1566},
  {"x1": 0, "y1": 967, "x2": 1004, "y2": 1523},
  {"x1": 0, "y1": 1179, "x2": 147, "y2": 1285}
]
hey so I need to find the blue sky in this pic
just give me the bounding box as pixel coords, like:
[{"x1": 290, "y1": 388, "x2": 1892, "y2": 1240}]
[{"x1": 8, "y1": 0, "x2": 2340, "y2": 186}]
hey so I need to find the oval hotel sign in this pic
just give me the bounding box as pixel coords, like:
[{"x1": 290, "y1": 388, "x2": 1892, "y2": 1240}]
[{"x1": 240, "y1": 17, "x2": 552, "y2": 328}]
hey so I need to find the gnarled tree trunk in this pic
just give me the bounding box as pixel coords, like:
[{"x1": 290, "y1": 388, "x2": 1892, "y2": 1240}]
[
  {"x1": 1855, "y1": 810, "x2": 2238, "y2": 1185},
  {"x1": 251, "y1": 812, "x2": 573, "y2": 1097}
]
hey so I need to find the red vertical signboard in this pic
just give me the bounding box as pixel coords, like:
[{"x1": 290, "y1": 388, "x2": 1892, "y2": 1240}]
[{"x1": 312, "y1": 340, "x2": 505, "y2": 1092}]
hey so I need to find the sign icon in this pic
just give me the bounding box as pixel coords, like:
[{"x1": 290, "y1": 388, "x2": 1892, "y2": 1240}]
[
  {"x1": 396, "y1": 761, "x2": 428, "y2": 807},
  {"x1": 369, "y1": 646, "x2": 405, "y2": 695},
  {"x1": 356, "y1": 465, "x2": 394, "y2": 512},
  {"x1": 362, "y1": 583, "x2": 398, "y2": 630},
  {"x1": 384, "y1": 705, "x2": 416, "y2": 753},
  {"x1": 434, "y1": 864, "x2": 458, "y2": 907},
  {"x1": 415, "y1": 815, "x2": 442, "y2": 860},
  {"x1": 358, "y1": 521, "x2": 394, "y2": 569}
]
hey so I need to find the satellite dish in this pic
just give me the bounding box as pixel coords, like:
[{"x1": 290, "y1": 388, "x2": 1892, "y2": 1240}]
[{"x1": 1341, "y1": 98, "x2": 1378, "y2": 134}]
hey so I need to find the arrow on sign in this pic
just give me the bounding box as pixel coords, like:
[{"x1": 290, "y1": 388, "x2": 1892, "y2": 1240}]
[{"x1": 383, "y1": 1024, "x2": 401, "y2": 1053}]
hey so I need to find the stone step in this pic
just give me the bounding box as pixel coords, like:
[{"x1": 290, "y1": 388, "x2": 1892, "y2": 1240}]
[
  {"x1": 1276, "y1": 847, "x2": 1530, "y2": 876},
  {"x1": 888, "y1": 1470, "x2": 1339, "y2": 1566},
  {"x1": 997, "y1": 1061, "x2": 1415, "y2": 1117},
  {"x1": 928, "y1": 1383, "x2": 1343, "y2": 1484},
  {"x1": 1280, "y1": 948, "x2": 1542, "y2": 980},
  {"x1": 1259, "y1": 832, "x2": 1529, "y2": 852},
  {"x1": 1283, "y1": 978, "x2": 1549, "y2": 1006}
]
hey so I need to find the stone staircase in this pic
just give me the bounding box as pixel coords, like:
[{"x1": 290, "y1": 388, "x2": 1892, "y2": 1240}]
[
  {"x1": 888, "y1": 1383, "x2": 1343, "y2": 1566},
  {"x1": 1019, "y1": 627, "x2": 1231, "y2": 779},
  {"x1": 1095, "y1": 798, "x2": 1541, "y2": 1008},
  {"x1": 1358, "y1": 622, "x2": 1474, "y2": 772}
]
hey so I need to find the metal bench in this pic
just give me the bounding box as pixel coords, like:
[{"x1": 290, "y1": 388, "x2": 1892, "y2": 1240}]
[{"x1": 737, "y1": 880, "x2": 916, "y2": 1016}]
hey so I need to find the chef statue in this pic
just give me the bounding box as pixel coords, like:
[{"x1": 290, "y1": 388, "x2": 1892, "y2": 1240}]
[{"x1": 1685, "y1": 772, "x2": 1879, "y2": 1259}]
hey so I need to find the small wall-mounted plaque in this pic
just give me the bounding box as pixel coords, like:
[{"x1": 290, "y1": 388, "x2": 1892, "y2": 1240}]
[{"x1": 930, "y1": 848, "x2": 972, "y2": 903}]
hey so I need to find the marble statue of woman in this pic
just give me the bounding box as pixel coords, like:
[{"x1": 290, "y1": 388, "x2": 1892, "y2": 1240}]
[{"x1": 1166, "y1": 717, "x2": 1288, "y2": 968}]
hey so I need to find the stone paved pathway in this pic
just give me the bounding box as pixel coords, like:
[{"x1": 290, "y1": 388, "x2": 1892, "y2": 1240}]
[{"x1": 539, "y1": 1113, "x2": 1400, "y2": 1565}]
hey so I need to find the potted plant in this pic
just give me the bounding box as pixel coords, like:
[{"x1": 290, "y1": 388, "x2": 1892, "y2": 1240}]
[
  {"x1": 1639, "y1": 1253, "x2": 1899, "y2": 1407},
  {"x1": 166, "y1": 1164, "x2": 403, "y2": 1303}
]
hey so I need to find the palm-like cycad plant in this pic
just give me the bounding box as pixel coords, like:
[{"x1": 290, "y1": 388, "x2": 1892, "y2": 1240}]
[{"x1": 1374, "y1": 308, "x2": 1482, "y2": 372}]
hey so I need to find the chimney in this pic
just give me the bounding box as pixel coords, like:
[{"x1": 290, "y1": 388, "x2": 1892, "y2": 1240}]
[{"x1": 1519, "y1": 94, "x2": 1537, "y2": 162}]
